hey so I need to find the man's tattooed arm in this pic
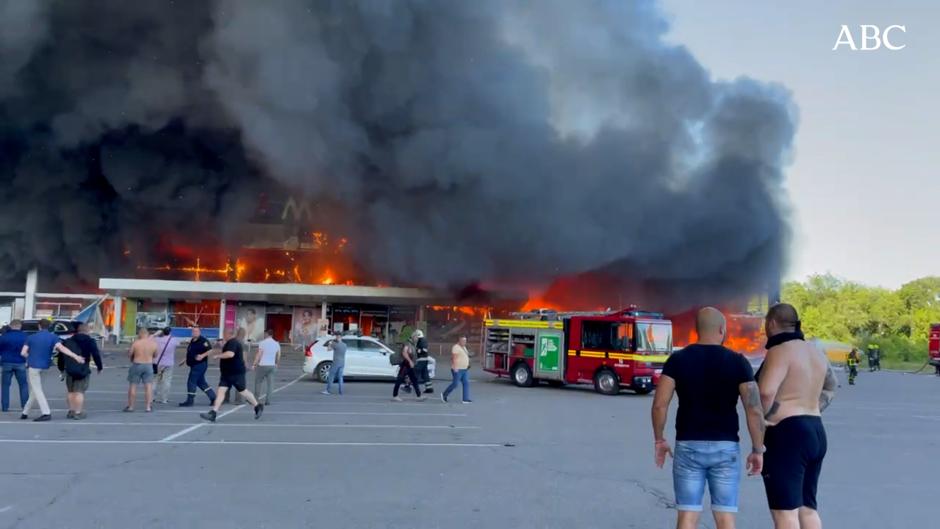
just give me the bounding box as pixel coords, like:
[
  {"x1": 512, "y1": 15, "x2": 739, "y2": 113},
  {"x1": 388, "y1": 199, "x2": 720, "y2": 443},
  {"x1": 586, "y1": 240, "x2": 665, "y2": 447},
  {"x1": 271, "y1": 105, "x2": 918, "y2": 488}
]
[
  {"x1": 819, "y1": 363, "x2": 838, "y2": 412},
  {"x1": 740, "y1": 381, "x2": 766, "y2": 450}
]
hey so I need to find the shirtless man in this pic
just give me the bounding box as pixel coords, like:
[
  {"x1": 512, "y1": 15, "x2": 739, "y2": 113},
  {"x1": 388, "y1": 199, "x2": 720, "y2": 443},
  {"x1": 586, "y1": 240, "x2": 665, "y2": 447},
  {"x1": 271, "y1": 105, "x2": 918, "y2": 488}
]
[
  {"x1": 758, "y1": 304, "x2": 838, "y2": 529},
  {"x1": 126, "y1": 328, "x2": 157, "y2": 412}
]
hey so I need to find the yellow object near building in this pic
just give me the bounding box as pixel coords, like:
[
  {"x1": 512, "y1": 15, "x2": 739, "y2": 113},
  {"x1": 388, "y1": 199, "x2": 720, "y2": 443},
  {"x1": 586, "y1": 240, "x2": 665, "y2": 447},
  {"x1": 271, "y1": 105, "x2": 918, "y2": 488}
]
[{"x1": 810, "y1": 339, "x2": 856, "y2": 364}]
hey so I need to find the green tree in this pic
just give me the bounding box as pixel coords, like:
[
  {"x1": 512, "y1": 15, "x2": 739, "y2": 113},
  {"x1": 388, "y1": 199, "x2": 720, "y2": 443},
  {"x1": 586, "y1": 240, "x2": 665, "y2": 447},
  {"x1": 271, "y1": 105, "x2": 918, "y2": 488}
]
[{"x1": 782, "y1": 274, "x2": 939, "y2": 366}]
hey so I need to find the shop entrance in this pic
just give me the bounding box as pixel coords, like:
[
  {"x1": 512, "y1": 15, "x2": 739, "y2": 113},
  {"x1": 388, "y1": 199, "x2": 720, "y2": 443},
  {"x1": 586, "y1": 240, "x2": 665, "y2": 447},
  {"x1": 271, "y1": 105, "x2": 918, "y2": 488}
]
[{"x1": 265, "y1": 313, "x2": 293, "y2": 343}]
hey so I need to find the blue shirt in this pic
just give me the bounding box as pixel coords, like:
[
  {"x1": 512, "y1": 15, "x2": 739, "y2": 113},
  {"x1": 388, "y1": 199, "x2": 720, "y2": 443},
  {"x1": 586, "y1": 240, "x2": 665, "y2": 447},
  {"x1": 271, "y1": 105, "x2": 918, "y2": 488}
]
[
  {"x1": 24, "y1": 330, "x2": 60, "y2": 370},
  {"x1": 0, "y1": 330, "x2": 28, "y2": 364}
]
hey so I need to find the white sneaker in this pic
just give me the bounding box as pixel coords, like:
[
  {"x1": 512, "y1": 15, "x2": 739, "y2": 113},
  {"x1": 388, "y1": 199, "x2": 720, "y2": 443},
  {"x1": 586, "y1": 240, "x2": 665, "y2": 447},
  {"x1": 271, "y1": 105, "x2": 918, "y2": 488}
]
[
  {"x1": 320, "y1": 390, "x2": 331, "y2": 396},
  {"x1": 391, "y1": 397, "x2": 403, "y2": 402}
]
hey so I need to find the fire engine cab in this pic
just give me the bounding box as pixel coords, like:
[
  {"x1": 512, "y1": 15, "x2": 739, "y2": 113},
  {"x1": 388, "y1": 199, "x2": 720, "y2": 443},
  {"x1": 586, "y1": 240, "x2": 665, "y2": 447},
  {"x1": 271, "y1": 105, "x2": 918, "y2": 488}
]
[
  {"x1": 929, "y1": 323, "x2": 940, "y2": 370},
  {"x1": 482, "y1": 308, "x2": 673, "y2": 395}
]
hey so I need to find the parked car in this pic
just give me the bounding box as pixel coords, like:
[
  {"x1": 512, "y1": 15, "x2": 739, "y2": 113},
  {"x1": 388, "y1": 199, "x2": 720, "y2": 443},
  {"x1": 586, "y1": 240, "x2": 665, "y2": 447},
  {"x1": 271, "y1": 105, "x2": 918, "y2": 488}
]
[
  {"x1": 20, "y1": 319, "x2": 82, "y2": 338},
  {"x1": 303, "y1": 335, "x2": 436, "y2": 383}
]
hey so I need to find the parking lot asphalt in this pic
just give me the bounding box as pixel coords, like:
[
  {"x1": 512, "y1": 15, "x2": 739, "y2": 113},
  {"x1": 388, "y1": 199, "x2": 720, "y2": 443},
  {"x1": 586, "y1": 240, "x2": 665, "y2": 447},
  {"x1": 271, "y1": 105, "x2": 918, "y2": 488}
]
[{"x1": 0, "y1": 350, "x2": 936, "y2": 529}]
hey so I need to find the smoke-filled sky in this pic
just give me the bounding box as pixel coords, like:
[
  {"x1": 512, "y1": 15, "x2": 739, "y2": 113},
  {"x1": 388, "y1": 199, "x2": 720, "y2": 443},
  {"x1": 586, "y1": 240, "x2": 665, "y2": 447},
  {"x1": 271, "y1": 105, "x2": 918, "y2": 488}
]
[
  {"x1": 0, "y1": 0, "x2": 797, "y2": 304},
  {"x1": 663, "y1": 0, "x2": 939, "y2": 289}
]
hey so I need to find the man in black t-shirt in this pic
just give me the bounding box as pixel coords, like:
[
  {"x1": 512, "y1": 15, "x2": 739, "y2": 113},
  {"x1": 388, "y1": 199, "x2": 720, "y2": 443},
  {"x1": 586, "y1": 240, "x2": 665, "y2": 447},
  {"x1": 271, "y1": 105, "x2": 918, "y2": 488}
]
[
  {"x1": 651, "y1": 307, "x2": 765, "y2": 529},
  {"x1": 200, "y1": 328, "x2": 263, "y2": 422},
  {"x1": 58, "y1": 323, "x2": 103, "y2": 420},
  {"x1": 178, "y1": 327, "x2": 217, "y2": 407}
]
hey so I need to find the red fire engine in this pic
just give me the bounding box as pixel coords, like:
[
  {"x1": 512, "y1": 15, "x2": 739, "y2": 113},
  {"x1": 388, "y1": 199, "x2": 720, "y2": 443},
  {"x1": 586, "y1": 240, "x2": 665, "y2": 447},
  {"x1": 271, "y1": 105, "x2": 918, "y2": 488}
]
[
  {"x1": 929, "y1": 323, "x2": 940, "y2": 370},
  {"x1": 482, "y1": 308, "x2": 673, "y2": 395}
]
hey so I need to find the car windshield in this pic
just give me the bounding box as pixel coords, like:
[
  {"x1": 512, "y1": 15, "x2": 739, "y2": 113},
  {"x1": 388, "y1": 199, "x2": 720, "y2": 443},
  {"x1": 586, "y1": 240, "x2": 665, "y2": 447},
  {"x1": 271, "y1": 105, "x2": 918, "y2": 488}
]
[{"x1": 635, "y1": 322, "x2": 672, "y2": 352}]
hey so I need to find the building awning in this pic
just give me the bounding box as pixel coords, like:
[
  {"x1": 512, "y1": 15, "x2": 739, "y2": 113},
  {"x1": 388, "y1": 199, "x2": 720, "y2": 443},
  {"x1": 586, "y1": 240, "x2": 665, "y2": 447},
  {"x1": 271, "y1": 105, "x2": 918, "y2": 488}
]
[{"x1": 98, "y1": 278, "x2": 447, "y2": 306}]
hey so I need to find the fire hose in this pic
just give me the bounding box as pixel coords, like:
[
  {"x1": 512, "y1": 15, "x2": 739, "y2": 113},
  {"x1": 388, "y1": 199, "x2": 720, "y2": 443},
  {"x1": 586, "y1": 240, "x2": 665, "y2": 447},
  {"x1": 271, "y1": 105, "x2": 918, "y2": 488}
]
[{"x1": 908, "y1": 359, "x2": 930, "y2": 374}]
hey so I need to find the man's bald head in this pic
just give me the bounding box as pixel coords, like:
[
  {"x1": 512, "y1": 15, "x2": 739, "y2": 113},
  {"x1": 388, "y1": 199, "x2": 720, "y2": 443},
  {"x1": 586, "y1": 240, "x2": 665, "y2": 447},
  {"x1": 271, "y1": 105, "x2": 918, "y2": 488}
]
[
  {"x1": 695, "y1": 307, "x2": 726, "y2": 345},
  {"x1": 766, "y1": 303, "x2": 800, "y2": 336}
]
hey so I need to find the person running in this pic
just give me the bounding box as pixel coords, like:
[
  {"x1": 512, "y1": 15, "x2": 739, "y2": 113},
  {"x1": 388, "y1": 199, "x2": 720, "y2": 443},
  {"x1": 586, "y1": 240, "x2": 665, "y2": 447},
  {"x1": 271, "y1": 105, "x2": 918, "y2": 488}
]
[
  {"x1": 0, "y1": 319, "x2": 29, "y2": 413},
  {"x1": 442, "y1": 335, "x2": 472, "y2": 404},
  {"x1": 846, "y1": 349, "x2": 860, "y2": 385},
  {"x1": 392, "y1": 339, "x2": 424, "y2": 402},
  {"x1": 225, "y1": 329, "x2": 248, "y2": 405},
  {"x1": 178, "y1": 327, "x2": 217, "y2": 407},
  {"x1": 253, "y1": 329, "x2": 280, "y2": 404},
  {"x1": 200, "y1": 328, "x2": 263, "y2": 423},
  {"x1": 413, "y1": 329, "x2": 433, "y2": 394},
  {"x1": 651, "y1": 307, "x2": 765, "y2": 529},
  {"x1": 58, "y1": 323, "x2": 103, "y2": 420},
  {"x1": 153, "y1": 327, "x2": 181, "y2": 405},
  {"x1": 758, "y1": 303, "x2": 837, "y2": 529},
  {"x1": 321, "y1": 337, "x2": 346, "y2": 396},
  {"x1": 21, "y1": 319, "x2": 84, "y2": 421},
  {"x1": 126, "y1": 327, "x2": 157, "y2": 412}
]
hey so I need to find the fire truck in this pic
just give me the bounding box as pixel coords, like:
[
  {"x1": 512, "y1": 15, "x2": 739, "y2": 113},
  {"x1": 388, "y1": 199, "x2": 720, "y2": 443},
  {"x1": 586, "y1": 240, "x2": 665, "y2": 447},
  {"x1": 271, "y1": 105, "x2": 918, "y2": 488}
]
[
  {"x1": 482, "y1": 308, "x2": 673, "y2": 395},
  {"x1": 929, "y1": 323, "x2": 940, "y2": 370}
]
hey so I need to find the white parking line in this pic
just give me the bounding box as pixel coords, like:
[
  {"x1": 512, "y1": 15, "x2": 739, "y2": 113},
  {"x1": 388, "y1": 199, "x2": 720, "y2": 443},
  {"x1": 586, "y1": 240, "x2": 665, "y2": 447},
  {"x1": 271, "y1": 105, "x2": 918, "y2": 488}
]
[
  {"x1": 0, "y1": 421, "x2": 478, "y2": 429},
  {"x1": 198, "y1": 411, "x2": 469, "y2": 417},
  {"x1": 160, "y1": 374, "x2": 305, "y2": 442},
  {"x1": 0, "y1": 439, "x2": 500, "y2": 447},
  {"x1": 0, "y1": 505, "x2": 12, "y2": 514},
  {"x1": 38, "y1": 409, "x2": 467, "y2": 417}
]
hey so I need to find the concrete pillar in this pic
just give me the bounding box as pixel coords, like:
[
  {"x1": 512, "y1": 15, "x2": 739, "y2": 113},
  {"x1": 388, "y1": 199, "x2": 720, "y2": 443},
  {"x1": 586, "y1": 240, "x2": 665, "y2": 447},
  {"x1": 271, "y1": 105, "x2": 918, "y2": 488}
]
[
  {"x1": 13, "y1": 298, "x2": 25, "y2": 319},
  {"x1": 24, "y1": 268, "x2": 38, "y2": 319},
  {"x1": 113, "y1": 296, "x2": 123, "y2": 343},
  {"x1": 219, "y1": 299, "x2": 227, "y2": 337},
  {"x1": 320, "y1": 301, "x2": 328, "y2": 320}
]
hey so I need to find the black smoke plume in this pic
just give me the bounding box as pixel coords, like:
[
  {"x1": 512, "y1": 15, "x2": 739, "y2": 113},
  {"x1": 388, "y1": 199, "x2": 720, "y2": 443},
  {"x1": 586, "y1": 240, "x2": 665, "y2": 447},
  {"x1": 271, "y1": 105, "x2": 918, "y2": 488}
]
[{"x1": 0, "y1": 0, "x2": 796, "y2": 305}]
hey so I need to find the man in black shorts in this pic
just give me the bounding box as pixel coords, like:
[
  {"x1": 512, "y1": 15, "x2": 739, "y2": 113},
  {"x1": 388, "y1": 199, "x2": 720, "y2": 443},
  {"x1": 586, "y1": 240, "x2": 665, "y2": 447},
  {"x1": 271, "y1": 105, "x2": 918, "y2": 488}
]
[
  {"x1": 758, "y1": 303, "x2": 837, "y2": 529},
  {"x1": 200, "y1": 328, "x2": 263, "y2": 423}
]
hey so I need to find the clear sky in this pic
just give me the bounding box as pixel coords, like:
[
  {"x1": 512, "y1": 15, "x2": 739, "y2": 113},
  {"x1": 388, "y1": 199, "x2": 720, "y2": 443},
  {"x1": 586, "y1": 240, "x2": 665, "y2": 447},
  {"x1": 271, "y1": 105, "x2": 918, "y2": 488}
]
[{"x1": 660, "y1": 0, "x2": 939, "y2": 288}]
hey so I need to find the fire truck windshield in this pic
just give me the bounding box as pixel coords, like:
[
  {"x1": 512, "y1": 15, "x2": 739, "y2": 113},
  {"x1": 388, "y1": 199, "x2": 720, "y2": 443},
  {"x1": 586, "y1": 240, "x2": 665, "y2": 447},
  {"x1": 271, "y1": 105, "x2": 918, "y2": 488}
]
[{"x1": 635, "y1": 322, "x2": 672, "y2": 352}]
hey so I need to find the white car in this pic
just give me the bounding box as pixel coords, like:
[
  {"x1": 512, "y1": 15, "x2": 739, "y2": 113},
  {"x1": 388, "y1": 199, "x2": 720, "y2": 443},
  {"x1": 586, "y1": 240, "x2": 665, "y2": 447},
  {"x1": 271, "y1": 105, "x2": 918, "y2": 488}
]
[{"x1": 303, "y1": 336, "x2": 436, "y2": 383}]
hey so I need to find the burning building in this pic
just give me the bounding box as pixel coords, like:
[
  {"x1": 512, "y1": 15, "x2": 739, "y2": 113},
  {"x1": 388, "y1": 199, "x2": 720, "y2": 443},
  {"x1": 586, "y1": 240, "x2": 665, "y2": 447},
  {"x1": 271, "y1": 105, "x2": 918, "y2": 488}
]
[{"x1": 0, "y1": 1, "x2": 796, "y2": 346}]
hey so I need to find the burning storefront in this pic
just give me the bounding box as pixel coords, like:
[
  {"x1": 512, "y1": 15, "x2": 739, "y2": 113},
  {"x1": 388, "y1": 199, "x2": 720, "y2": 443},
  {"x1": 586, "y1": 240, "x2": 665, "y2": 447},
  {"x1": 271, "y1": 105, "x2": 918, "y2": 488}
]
[{"x1": 0, "y1": 2, "x2": 796, "y2": 352}]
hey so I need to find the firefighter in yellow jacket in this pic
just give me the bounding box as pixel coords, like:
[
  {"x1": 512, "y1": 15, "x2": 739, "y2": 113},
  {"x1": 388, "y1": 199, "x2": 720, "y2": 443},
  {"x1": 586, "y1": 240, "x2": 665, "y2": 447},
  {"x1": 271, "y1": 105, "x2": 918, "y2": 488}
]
[{"x1": 847, "y1": 348, "x2": 861, "y2": 385}]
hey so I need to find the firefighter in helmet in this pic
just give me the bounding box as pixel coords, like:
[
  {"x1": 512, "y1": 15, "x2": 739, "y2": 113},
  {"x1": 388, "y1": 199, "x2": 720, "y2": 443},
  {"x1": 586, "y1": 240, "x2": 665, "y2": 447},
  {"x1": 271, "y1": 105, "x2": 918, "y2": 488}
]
[
  {"x1": 847, "y1": 348, "x2": 861, "y2": 385},
  {"x1": 867, "y1": 343, "x2": 881, "y2": 372},
  {"x1": 413, "y1": 329, "x2": 433, "y2": 394}
]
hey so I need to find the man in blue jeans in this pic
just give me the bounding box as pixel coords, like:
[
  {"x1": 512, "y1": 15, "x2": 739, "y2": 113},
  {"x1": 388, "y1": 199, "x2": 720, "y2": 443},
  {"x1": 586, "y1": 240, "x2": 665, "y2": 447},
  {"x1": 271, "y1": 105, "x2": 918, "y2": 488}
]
[
  {"x1": 322, "y1": 338, "x2": 346, "y2": 396},
  {"x1": 442, "y1": 336, "x2": 471, "y2": 403},
  {"x1": 651, "y1": 307, "x2": 766, "y2": 529},
  {"x1": 0, "y1": 320, "x2": 29, "y2": 412}
]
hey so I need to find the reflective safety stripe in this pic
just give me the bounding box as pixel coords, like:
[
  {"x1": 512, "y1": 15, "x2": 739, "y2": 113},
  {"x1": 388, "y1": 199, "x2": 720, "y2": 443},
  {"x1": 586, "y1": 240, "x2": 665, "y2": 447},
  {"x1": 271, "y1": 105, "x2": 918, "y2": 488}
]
[
  {"x1": 566, "y1": 350, "x2": 669, "y2": 363},
  {"x1": 484, "y1": 319, "x2": 564, "y2": 329}
]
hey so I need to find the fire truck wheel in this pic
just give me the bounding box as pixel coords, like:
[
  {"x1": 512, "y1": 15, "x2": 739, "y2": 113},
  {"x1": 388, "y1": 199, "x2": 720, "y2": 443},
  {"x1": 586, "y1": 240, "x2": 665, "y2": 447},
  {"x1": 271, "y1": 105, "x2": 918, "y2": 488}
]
[
  {"x1": 593, "y1": 369, "x2": 620, "y2": 395},
  {"x1": 511, "y1": 362, "x2": 534, "y2": 387}
]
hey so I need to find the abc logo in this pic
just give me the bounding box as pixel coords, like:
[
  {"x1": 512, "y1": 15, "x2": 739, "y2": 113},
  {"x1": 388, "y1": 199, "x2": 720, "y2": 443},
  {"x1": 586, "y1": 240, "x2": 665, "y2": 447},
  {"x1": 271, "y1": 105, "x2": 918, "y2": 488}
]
[{"x1": 833, "y1": 25, "x2": 907, "y2": 51}]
